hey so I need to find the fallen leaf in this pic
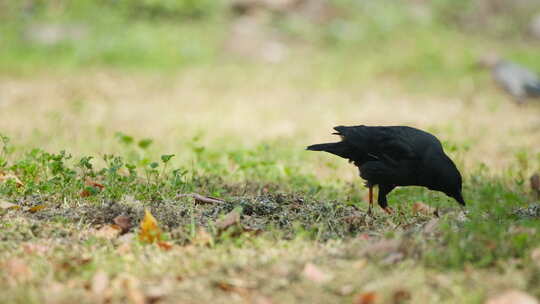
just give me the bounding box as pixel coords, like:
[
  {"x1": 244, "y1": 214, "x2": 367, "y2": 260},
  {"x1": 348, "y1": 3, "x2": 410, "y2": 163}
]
[
  {"x1": 5, "y1": 258, "x2": 31, "y2": 281},
  {"x1": 91, "y1": 270, "x2": 109, "y2": 299},
  {"x1": 302, "y1": 263, "x2": 331, "y2": 284},
  {"x1": 0, "y1": 171, "x2": 23, "y2": 187},
  {"x1": 80, "y1": 179, "x2": 105, "y2": 197},
  {"x1": 214, "y1": 281, "x2": 250, "y2": 296},
  {"x1": 360, "y1": 239, "x2": 401, "y2": 257},
  {"x1": 28, "y1": 204, "x2": 46, "y2": 213},
  {"x1": 412, "y1": 202, "x2": 436, "y2": 216},
  {"x1": 157, "y1": 241, "x2": 173, "y2": 251},
  {"x1": 22, "y1": 243, "x2": 50, "y2": 255},
  {"x1": 116, "y1": 243, "x2": 132, "y2": 255},
  {"x1": 58, "y1": 257, "x2": 92, "y2": 272},
  {"x1": 485, "y1": 290, "x2": 538, "y2": 304},
  {"x1": 146, "y1": 282, "x2": 172, "y2": 304},
  {"x1": 0, "y1": 200, "x2": 20, "y2": 210},
  {"x1": 339, "y1": 285, "x2": 355, "y2": 296},
  {"x1": 357, "y1": 233, "x2": 370, "y2": 240},
  {"x1": 354, "y1": 291, "x2": 379, "y2": 304},
  {"x1": 353, "y1": 259, "x2": 367, "y2": 270},
  {"x1": 393, "y1": 289, "x2": 411, "y2": 303},
  {"x1": 215, "y1": 209, "x2": 241, "y2": 230},
  {"x1": 113, "y1": 215, "x2": 132, "y2": 233},
  {"x1": 94, "y1": 225, "x2": 122, "y2": 239},
  {"x1": 139, "y1": 208, "x2": 162, "y2": 243},
  {"x1": 122, "y1": 276, "x2": 145, "y2": 304},
  {"x1": 192, "y1": 227, "x2": 213, "y2": 246},
  {"x1": 80, "y1": 189, "x2": 92, "y2": 197},
  {"x1": 86, "y1": 179, "x2": 105, "y2": 189}
]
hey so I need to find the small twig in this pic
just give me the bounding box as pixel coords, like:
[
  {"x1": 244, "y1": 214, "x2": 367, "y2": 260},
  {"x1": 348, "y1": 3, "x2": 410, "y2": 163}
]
[{"x1": 177, "y1": 193, "x2": 225, "y2": 204}]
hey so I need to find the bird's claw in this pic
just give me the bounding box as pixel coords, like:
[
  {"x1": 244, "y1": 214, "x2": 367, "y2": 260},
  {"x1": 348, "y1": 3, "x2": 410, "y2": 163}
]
[{"x1": 383, "y1": 207, "x2": 394, "y2": 214}]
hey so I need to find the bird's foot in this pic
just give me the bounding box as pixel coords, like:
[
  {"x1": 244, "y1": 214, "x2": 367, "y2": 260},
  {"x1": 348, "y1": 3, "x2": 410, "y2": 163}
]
[{"x1": 382, "y1": 207, "x2": 394, "y2": 214}]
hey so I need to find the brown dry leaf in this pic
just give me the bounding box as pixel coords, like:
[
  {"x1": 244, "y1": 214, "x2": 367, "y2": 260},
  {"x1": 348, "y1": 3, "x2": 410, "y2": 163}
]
[
  {"x1": 192, "y1": 227, "x2": 213, "y2": 246},
  {"x1": 360, "y1": 239, "x2": 401, "y2": 257},
  {"x1": 0, "y1": 200, "x2": 20, "y2": 210},
  {"x1": 22, "y1": 243, "x2": 50, "y2": 255},
  {"x1": 94, "y1": 225, "x2": 122, "y2": 240},
  {"x1": 139, "y1": 208, "x2": 162, "y2": 243},
  {"x1": 86, "y1": 179, "x2": 105, "y2": 189},
  {"x1": 338, "y1": 285, "x2": 355, "y2": 296},
  {"x1": 393, "y1": 289, "x2": 411, "y2": 303},
  {"x1": 354, "y1": 291, "x2": 379, "y2": 304},
  {"x1": 116, "y1": 243, "x2": 132, "y2": 255},
  {"x1": 113, "y1": 215, "x2": 132, "y2": 233},
  {"x1": 5, "y1": 258, "x2": 31, "y2": 281},
  {"x1": 0, "y1": 171, "x2": 23, "y2": 187},
  {"x1": 80, "y1": 179, "x2": 105, "y2": 197},
  {"x1": 216, "y1": 209, "x2": 241, "y2": 230},
  {"x1": 485, "y1": 290, "x2": 538, "y2": 304},
  {"x1": 412, "y1": 202, "x2": 436, "y2": 216},
  {"x1": 302, "y1": 263, "x2": 331, "y2": 284},
  {"x1": 28, "y1": 204, "x2": 46, "y2": 213},
  {"x1": 122, "y1": 276, "x2": 145, "y2": 304},
  {"x1": 214, "y1": 281, "x2": 250, "y2": 297},
  {"x1": 80, "y1": 189, "x2": 92, "y2": 197},
  {"x1": 353, "y1": 259, "x2": 367, "y2": 270},
  {"x1": 157, "y1": 241, "x2": 174, "y2": 251},
  {"x1": 91, "y1": 270, "x2": 109, "y2": 301}
]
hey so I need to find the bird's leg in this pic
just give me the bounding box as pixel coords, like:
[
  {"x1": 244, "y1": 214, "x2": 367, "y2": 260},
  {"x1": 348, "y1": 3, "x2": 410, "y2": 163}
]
[
  {"x1": 383, "y1": 207, "x2": 394, "y2": 214},
  {"x1": 377, "y1": 184, "x2": 395, "y2": 215},
  {"x1": 368, "y1": 185, "x2": 373, "y2": 215}
]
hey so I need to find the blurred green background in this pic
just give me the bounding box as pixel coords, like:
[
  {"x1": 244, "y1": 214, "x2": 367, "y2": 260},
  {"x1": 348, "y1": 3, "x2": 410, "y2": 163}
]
[{"x1": 2, "y1": 0, "x2": 539, "y2": 75}]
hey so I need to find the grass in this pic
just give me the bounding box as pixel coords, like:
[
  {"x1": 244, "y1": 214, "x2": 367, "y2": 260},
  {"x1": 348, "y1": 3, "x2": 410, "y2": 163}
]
[{"x1": 2, "y1": 1, "x2": 540, "y2": 303}]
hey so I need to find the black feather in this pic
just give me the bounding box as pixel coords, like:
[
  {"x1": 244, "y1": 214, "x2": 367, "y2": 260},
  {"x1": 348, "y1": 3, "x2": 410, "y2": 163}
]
[{"x1": 307, "y1": 125, "x2": 466, "y2": 209}]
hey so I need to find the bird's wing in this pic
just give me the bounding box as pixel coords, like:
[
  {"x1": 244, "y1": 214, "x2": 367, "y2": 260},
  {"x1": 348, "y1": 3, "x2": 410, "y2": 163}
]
[{"x1": 333, "y1": 126, "x2": 417, "y2": 166}]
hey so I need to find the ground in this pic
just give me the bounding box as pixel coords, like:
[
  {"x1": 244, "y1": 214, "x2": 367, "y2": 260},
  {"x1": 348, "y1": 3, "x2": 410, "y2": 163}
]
[{"x1": 1, "y1": 65, "x2": 540, "y2": 303}]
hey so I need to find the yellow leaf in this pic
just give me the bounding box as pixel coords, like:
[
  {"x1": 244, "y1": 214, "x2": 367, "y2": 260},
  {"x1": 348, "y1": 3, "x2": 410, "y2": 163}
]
[
  {"x1": 28, "y1": 204, "x2": 46, "y2": 213},
  {"x1": 138, "y1": 208, "x2": 162, "y2": 243}
]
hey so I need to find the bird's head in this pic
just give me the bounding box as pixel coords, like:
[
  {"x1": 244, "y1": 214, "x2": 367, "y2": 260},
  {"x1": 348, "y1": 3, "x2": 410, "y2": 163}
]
[{"x1": 431, "y1": 155, "x2": 466, "y2": 206}]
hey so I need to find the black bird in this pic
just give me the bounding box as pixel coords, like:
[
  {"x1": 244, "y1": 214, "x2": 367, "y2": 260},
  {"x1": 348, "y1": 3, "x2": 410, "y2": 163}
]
[{"x1": 307, "y1": 125, "x2": 465, "y2": 214}]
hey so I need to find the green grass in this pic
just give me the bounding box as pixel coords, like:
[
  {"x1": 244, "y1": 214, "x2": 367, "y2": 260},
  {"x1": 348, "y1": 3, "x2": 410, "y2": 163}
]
[{"x1": 1, "y1": 132, "x2": 540, "y2": 303}]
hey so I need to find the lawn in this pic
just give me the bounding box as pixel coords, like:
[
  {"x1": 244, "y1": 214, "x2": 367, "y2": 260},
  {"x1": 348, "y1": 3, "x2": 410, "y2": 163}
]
[{"x1": 1, "y1": 1, "x2": 540, "y2": 303}]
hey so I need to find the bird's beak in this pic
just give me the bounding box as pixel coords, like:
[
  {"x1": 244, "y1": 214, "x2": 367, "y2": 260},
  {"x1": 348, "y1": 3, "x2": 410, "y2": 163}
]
[{"x1": 453, "y1": 192, "x2": 466, "y2": 206}]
